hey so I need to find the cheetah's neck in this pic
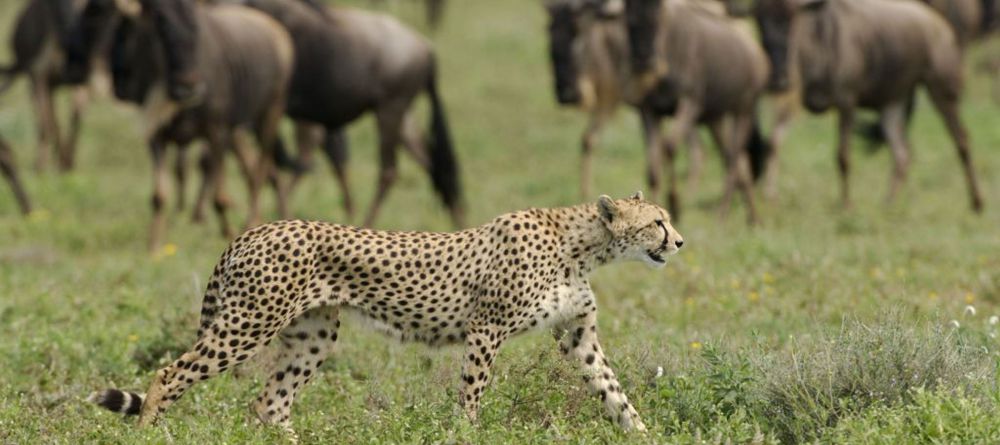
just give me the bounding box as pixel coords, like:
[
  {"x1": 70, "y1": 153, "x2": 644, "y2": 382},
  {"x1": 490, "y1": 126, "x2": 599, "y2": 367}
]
[{"x1": 544, "y1": 203, "x2": 613, "y2": 276}]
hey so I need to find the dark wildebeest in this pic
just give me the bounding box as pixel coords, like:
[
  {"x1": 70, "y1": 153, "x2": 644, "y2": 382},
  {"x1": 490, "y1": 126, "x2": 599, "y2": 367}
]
[
  {"x1": 0, "y1": 0, "x2": 113, "y2": 172},
  {"x1": 624, "y1": 0, "x2": 770, "y2": 224},
  {"x1": 758, "y1": 0, "x2": 983, "y2": 212},
  {"x1": 244, "y1": 0, "x2": 464, "y2": 227},
  {"x1": 0, "y1": 133, "x2": 32, "y2": 215},
  {"x1": 101, "y1": 0, "x2": 294, "y2": 251}
]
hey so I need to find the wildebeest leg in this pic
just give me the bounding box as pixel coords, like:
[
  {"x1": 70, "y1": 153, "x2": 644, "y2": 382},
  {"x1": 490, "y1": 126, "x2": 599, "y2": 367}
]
[
  {"x1": 59, "y1": 87, "x2": 89, "y2": 172},
  {"x1": 363, "y1": 104, "x2": 407, "y2": 227},
  {"x1": 205, "y1": 130, "x2": 234, "y2": 239},
  {"x1": 0, "y1": 136, "x2": 32, "y2": 215},
  {"x1": 148, "y1": 136, "x2": 171, "y2": 253},
  {"x1": 426, "y1": 0, "x2": 446, "y2": 28},
  {"x1": 926, "y1": 84, "x2": 984, "y2": 212},
  {"x1": 638, "y1": 108, "x2": 663, "y2": 201},
  {"x1": 400, "y1": 111, "x2": 430, "y2": 169},
  {"x1": 836, "y1": 108, "x2": 855, "y2": 209},
  {"x1": 247, "y1": 100, "x2": 288, "y2": 226},
  {"x1": 321, "y1": 129, "x2": 354, "y2": 220},
  {"x1": 663, "y1": 100, "x2": 701, "y2": 220},
  {"x1": 289, "y1": 122, "x2": 323, "y2": 193},
  {"x1": 580, "y1": 112, "x2": 608, "y2": 199},
  {"x1": 765, "y1": 94, "x2": 797, "y2": 199},
  {"x1": 730, "y1": 113, "x2": 759, "y2": 225},
  {"x1": 684, "y1": 127, "x2": 704, "y2": 192},
  {"x1": 880, "y1": 102, "x2": 911, "y2": 205},
  {"x1": 30, "y1": 78, "x2": 59, "y2": 173},
  {"x1": 707, "y1": 119, "x2": 735, "y2": 215},
  {"x1": 174, "y1": 142, "x2": 190, "y2": 212},
  {"x1": 191, "y1": 144, "x2": 213, "y2": 223}
]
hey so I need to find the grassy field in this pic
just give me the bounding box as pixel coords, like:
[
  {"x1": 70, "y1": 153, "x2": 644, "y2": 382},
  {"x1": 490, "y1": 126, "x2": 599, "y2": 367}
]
[{"x1": 2, "y1": 0, "x2": 1000, "y2": 443}]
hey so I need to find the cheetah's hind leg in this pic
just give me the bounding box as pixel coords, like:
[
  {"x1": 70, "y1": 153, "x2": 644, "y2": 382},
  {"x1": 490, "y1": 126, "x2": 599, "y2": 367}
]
[{"x1": 252, "y1": 306, "x2": 341, "y2": 438}]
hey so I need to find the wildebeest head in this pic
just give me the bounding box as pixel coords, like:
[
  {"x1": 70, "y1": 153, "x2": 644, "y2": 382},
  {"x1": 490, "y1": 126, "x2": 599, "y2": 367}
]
[
  {"x1": 789, "y1": 0, "x2": 837, "y2": 112},
  {"x1": 65, "y1": 0, "x2": 120, "y2": 84},
  {"x1": 109, "y1": 6, "x2": 164, "y2": 103},
  {"x1": 754, "y1": 0, "x2": 796, "y2": 91},
  {"x1": 545, "y1": 0, "x2": 582, "y2": 104},
  {"x1": 101, "y1": 0, "x2": 201, "y2": 103},
  {"x1": 623, "y1": 0, "x2": 662, "y2": 77},
  {"x1": 141, "y1": 0, "x2": 201, "y2": 103},
  {"x1": 545, "y1": 0, "x2": 625, "y2": 105}
]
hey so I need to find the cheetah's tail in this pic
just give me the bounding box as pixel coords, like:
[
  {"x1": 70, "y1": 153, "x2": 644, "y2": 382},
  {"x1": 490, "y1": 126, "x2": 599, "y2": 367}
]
[{"x1": 87, "y1": 389, "x2": 145, "y2": 416}]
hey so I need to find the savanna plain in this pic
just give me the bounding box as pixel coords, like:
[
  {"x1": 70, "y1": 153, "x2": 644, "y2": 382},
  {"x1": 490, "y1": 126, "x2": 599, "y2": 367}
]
[{"x1": 2, "y1": 0, "x2": 1000, "y2": 443}]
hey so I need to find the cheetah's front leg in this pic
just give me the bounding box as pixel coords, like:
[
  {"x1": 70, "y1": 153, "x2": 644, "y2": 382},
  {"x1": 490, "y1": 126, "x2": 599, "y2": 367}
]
[
  {"x1": 458, "y1": 325, "x2": 507, "y2": 423},
  {"x1": 557, "y1": 310, "x2": 646, "y2": 432}
]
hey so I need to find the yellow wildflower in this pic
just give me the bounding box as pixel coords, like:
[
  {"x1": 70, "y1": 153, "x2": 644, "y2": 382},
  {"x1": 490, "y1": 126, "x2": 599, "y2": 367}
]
[
  {"x1": 748, "y1": 291, "x2": 761, "y2": 303},
  {"x1": 965, "y1": 292, "x2": 975, "y2": 304},
  {"x1": 762, "y1": 272, "x2": 775, "y2": 284},
  {"x1": 689, "y1": 341, "x2": 702, "y2": 351}
]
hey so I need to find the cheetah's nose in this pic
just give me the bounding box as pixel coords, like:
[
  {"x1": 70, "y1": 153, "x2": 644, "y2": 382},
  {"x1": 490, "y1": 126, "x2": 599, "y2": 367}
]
[{"x1": 675, "y1": 240, "x2": 684, "y2": 248}]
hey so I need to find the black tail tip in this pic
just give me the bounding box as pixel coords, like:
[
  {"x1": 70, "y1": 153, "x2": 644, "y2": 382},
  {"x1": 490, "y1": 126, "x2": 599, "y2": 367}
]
[{"x1": 87, "y1": 389, "x2": 143, "y2": 415}]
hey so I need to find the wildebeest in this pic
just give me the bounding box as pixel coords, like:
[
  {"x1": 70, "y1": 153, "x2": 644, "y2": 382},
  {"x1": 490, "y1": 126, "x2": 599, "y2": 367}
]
[
  {"x1": 758, "y1": 0, "x2": 983, "y2": 212},
  {"x1": 624, "y1": 0, "x2": 770, "y2": 224},
  {"x1": 0, "y1": 133, "x2": 32, "y2": 215},
  {"x1": 93, "y1": 0, "x2": 295, "y2": 251},
  {"x1": 244, "y1": 0, "x2": 464, "y2": 227},
  {"x1": 545, "y1": 0, "x2": 705, "y2": 200},
  {"x1": 924, "y1": 0, "x2": 984, "y2": 46},
  {"x1": 0, "y1": 0, "x2": 112, "y2": 172}
]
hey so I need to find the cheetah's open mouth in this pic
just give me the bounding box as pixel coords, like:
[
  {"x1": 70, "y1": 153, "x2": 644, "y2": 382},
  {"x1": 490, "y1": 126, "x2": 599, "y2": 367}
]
[{"x1": 647, "y1": 249, "x2": 666, "y2": 264}]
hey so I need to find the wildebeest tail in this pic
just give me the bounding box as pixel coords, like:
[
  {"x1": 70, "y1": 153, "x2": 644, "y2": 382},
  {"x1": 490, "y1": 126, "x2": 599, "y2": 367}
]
[
  {"x1": 87, "y1": 389, "x2": 144, "y2": 416},
  {"x1": 857, "y1": 92, "x2": 915, "y2": 152},
  {"x1": 425, "y1": 64, "x2": 463, "y2": 213},
  {"x1": 747, "y1": 115, "x2": 771, "y2": 182}
]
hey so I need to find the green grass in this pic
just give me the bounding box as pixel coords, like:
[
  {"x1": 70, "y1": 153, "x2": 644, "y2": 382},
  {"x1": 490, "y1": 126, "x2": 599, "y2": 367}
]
[{"x1": 2, "y1": 0, "x2": 1000, "y2": 443}]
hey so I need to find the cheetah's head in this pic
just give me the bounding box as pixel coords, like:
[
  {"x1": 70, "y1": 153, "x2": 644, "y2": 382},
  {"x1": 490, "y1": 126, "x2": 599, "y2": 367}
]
[{"x1": 597, "y1": 191, "x2": 683, "y2": 268}]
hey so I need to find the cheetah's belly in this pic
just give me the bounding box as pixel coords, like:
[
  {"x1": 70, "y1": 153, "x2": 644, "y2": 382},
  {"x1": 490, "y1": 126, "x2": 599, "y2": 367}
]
[{"x1": 529, "y1": 285, "x2": 592, "y2": 331}]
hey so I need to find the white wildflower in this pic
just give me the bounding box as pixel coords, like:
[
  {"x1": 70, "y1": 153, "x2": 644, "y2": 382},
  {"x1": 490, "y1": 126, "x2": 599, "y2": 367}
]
[
  {"x1": 950, "y1": 320, "x2": 961, "y2": 329},
  {"x1": 655, "y1": 366, "x2": 664, "y2": 378},
  {"x1": 990, "y1": 316, "x2": 999, "y2": 326},
  {"x1": 965, "y1": 305, "x2": 977, "y2": 316}
]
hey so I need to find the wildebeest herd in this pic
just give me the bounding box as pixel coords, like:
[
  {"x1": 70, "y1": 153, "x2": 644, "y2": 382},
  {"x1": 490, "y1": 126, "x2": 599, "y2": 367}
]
[{"x1": 0, "y1": 0, "x2": 997, "y2": 249}]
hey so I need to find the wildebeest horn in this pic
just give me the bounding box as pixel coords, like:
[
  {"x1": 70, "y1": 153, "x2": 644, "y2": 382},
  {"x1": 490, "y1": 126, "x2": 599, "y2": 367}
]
[{"x1": 113, "y1": 0, "x2": 142, "y2": 17}]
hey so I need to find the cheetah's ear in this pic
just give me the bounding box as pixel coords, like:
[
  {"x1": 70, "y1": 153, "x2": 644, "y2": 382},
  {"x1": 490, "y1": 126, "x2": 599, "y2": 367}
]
[
  {"x1": 597, "y1": 195, "x2": 619, "y2": 224},
  {"x1": 629, "y1": 190, "x2": 644, "y2": 201}
]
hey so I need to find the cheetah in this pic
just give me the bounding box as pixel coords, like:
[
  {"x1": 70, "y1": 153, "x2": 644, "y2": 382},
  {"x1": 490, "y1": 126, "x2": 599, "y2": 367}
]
[{"x1": 89, "y1": 192, "x2": 683, "y2": 434}]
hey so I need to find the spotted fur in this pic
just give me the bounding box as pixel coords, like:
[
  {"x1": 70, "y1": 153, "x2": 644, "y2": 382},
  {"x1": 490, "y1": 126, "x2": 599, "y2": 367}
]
[{"x1": 88, "y1": 192, "x2": 683, "y2": 435}]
